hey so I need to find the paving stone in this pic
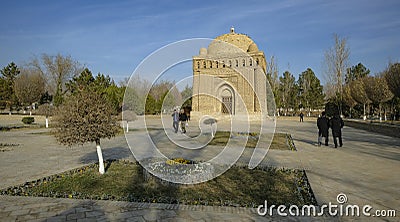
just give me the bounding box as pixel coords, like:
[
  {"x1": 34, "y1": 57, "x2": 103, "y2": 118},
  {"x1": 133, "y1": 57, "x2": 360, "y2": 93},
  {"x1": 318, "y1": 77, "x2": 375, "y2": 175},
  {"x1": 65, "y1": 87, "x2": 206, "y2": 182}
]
[
  {"x1": 157, "y1": 210, "x2": 177, "y2": 219},
  {"x1": 75, "y1": 206, "x2": 92, "y2": 213},
  {"x1": 143, "y1": 211, "x2": 159, "y2": 221},
  {"x1": 128, "y1": 209, "x2": 147, "y2": 217},
  {"x1": 85, "y1": 210, "x2": 105, "y2": 218},
  {"x1": 77, "y1": 218, "x2": 97, "y2": 222},
  {"x1": 9, "y1": 208, "x2": 30, "y2": 216},
  {"x1": 46, "y1": 215, "x2": 67, "y2": 222},
  {"x1": 187, "y1": 211, "x2": 207, "y2": 220},
  {"x1": 126, "y1": 216, "x2": 146, "y2": 222},
  {"x1": 66, "y1": 212, "x2": 85, "y2": 220},
  {"x1": 112, "y1": 211, "x2": 135, "y2": 219},
  {"x1": 16, "y1": 213, "x2": 38, "y2": 221},
  {"x1": 2, "y1": 205, "x2": 23, "y2": 212},
  {"x1": 0, "y1": 211, "x2": 10, "y2": 217},
  {"x1": 1, "y1": 216, "x2": 17, "y2": 221}
]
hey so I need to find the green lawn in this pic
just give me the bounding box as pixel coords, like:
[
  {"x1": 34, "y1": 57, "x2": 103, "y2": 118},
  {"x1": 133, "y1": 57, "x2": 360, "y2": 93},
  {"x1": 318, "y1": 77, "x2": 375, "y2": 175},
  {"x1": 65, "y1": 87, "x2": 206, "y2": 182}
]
[{"x1": 2, "y1": 161, "x2": 315, "y2": 207}]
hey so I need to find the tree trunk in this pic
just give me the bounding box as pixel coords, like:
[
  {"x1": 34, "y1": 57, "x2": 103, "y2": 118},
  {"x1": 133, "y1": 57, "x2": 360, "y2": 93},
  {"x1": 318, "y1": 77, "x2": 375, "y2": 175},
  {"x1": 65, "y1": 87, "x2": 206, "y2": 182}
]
[
  {"x1": 384, "y1": 107, "x2": 387, "y2": 121},
  {"x1": 96, "y1": 140, "x2": 105, "y2": 174},
  {"x1": 379, "y1": 103, "x2": 382, "y2": 122},
  {"x1": 45, "y1": 117, "x2": 49, "y2": 128},
  {"x1": 363, "y1": 104, "x2": 366, "y2": 120},
  {"x1": 349, "y1": 107, "x2": 352, "y2": 118}
]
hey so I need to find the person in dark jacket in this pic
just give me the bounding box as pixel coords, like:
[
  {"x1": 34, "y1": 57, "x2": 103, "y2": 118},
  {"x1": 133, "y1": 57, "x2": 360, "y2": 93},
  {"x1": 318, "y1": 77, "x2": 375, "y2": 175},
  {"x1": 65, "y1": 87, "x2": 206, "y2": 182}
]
[
  {"x1": 317, "y1": 111, "x2": 329, "y2": 146},
  {"x1": 299, "y1": 112, "x2": 304, "y2": 122},
  {"x1": 179, "y1": 109, "x2": 188, "y2": 133},
  {"x1": 329, "y1": 114, "x2": 344, "y2": 148},
  {"x1": 172, "y1": 109, "x2": 179, "y2": 133}
]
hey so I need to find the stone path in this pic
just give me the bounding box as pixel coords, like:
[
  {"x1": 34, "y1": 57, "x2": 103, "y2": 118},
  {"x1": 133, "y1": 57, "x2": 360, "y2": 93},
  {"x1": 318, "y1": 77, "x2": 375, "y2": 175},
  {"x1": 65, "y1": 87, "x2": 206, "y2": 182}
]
[
  {"x1": 278, "y1": 119, "x2": 400, "y2": 222},
  {"x1": 1, "y1": 195, "x2": 329, "y2": 222},
  {"x1": 0, "y1": 117, "x2": 399, "y2": 221}
]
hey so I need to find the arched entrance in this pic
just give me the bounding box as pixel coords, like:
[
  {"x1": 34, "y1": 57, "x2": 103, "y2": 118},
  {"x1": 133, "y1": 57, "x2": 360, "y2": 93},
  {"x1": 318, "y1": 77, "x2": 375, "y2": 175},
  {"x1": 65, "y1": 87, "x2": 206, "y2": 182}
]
[{"x1": 221, "y1": 88, "x2": 233, "y2": 114}]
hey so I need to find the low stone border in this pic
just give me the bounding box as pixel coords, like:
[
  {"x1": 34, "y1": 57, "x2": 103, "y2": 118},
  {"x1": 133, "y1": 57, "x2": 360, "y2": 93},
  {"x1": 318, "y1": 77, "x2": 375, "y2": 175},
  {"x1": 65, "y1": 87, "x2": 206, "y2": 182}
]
[
  {"x1": 344, "y1": 119, "x2": 400, "y2": 138},
  {"x1": 286, "y1": 134, "x2": 297, "y2": 151}
]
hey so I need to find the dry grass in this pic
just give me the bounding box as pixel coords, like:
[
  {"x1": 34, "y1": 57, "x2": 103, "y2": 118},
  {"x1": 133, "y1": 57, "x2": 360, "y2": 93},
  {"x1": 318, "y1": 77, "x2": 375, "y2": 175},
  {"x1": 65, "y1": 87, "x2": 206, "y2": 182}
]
[
  {"x1": 0, "y1": 114, "x2": 48, "y2": 127},
  {"x1": 209, "y1": 131, "x2": 292, "y2": 150}
]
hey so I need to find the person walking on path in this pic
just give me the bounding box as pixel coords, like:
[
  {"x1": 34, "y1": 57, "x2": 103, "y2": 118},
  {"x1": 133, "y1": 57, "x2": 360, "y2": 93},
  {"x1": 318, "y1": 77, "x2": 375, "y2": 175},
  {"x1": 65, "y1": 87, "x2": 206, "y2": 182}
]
[
  {"x1": 299, "y1": 112, "x2": 304, "y2": 122},
  {"x1": 329, "y1": 114, "x2": 344, "y2": 148},
  {"x1": 179, "y1": 109, "x2": 188, "y2": 134},
  {"x1": 317, "y1": 111, "x2": 329, "y2": 146},
  {"x1": 172, "y1": 109, "x2": 179, "y2": 133}
]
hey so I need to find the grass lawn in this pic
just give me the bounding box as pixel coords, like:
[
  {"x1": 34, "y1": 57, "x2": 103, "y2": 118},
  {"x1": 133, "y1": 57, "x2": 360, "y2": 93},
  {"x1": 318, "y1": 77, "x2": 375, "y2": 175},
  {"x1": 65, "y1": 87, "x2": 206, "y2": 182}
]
[
  {"x1": 208, "y1": 131, "x2": 295, "y2": 150},
  {"x1": 2, "y1": 161, "x2": 315, "y2": 207}
]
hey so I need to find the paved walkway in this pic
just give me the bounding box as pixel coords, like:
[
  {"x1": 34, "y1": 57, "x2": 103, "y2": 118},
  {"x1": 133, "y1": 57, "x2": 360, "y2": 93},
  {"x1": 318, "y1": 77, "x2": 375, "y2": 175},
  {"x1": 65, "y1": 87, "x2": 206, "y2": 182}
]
[
  {"x1": 0, "y1": 117, "x2": 399, "y2": 221},
  {"x1": 277, "y1": 119, "x2": 399, "y2": 221}
]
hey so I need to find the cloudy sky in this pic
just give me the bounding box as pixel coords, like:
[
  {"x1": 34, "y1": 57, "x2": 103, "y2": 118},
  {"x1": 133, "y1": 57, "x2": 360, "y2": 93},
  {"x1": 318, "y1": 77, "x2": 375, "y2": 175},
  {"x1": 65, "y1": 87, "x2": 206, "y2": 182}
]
[{"x1": 1, "y1": 0, "x2": 399, "y2": 84}]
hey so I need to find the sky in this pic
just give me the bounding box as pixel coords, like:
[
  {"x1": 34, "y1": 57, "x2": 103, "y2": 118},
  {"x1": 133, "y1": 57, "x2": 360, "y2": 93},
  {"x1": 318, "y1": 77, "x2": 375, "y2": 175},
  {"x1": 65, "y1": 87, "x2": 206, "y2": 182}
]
[{"x1": 1, "y1": 0, "x2": 399, "y2": 85}]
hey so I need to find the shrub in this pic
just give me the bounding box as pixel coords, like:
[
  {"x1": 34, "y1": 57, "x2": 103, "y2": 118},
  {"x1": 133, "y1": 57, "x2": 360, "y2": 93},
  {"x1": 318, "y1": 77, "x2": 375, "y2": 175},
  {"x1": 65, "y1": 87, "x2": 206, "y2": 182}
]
[{"x1": 22, "y1": 117, "x2": 35, "y2": 124}]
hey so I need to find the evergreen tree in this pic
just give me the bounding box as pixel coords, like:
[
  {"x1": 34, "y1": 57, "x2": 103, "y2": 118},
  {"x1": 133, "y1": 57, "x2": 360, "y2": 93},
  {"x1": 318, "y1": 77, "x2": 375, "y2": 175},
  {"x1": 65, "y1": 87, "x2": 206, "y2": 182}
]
[
  {"x1": 278, "y1": 71, "x2": 297, "y2": 115},
  {"x1": 54, "y1": 87, "x2": 119, "y2": 174},
  {"x1": 298, "y1": 68, "x2": 325, "y2": 115},
  {"x1": 345, "y1": 63, "x2": 370, "y2": 84},
  {"x1": 181, "y1": 84, "x2": 193, "y2": 110},
  {"x1": 0, "y1": 62, "x2": 20, "y2": 113},
  {"x1": 66, "y1": 68, "x2": 124, "y2": 114}
]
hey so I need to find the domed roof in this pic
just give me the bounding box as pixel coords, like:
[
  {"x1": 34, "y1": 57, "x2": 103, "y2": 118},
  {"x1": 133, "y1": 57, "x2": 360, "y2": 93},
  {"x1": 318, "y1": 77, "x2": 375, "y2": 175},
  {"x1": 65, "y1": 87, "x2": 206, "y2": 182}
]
[
  {"x1": 207, "y1": 29, "x2": 259, "y2": 55},
  {"x1": 248, "y1": 43, "x2": 259, "y2": 52},
  {"x1": 199, "y1": 47, "x2": 207, "y2": 55}
]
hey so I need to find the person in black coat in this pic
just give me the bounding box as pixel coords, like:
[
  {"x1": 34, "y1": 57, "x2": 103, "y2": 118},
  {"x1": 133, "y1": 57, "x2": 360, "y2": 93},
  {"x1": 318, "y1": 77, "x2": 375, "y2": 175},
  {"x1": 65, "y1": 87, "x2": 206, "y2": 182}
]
[
  {"x1": 179, "y1": 109, "x2": 188, "y2": 133},
  {"x1": 317, "y1": 111, "x2": 329, "y2": 146},
  {"x1": 171, "y1": 109, "x2": 179, "y2": 133},
  {"x1": 329, "y1": 114, "x2": 344, "y2": 148}
]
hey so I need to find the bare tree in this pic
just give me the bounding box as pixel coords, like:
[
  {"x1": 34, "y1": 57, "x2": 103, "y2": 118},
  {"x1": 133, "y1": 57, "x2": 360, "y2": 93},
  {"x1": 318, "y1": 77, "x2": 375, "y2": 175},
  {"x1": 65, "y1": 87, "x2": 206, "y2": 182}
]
[
  {"x1": 323, "y1": 34, "x2": 350, "y2": 114},
  {"x1": 266, "y1": 56, "x2": 279, "y2": 91},
  {"x1": 163, "y1": 85, "x2": 183, "y2": 111},
  {"x1": 124, "y1": 74, "x2": 151, "y2": 115},
  {"x1": 342, "y1": 85, "x2": 357, "y2": 118},
  {"x1": 54, "y1": 89, "x2": 119, "y2": 174},
  {"x1": 31, "y1": 53, "x2": 82, "y2": 106},
  {"x1": 363, "y1": 76, "x2": 394, "y2": 121},
  {"x1": 385, "y1": 62, "x2": 400, "y2": 98},
  {"x1": 122, "y1": 110, "x2": 137, "y2": 132},
  {"x1": 349, "y1": 78, "x2": 370, "y2": 120},
  {"x1": 37, "y1": 103, "x2": 55, "y2": 128},
  {"x1": 14, "y1": 68, "x2": 45, "y2": 115}
]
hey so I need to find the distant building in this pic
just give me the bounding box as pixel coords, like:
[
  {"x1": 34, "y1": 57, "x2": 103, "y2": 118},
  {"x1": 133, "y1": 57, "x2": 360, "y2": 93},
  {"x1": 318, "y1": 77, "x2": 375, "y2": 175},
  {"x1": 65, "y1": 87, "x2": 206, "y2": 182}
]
[{"x1": 192, "y1": 28, "x2": 268, "y2": 117}]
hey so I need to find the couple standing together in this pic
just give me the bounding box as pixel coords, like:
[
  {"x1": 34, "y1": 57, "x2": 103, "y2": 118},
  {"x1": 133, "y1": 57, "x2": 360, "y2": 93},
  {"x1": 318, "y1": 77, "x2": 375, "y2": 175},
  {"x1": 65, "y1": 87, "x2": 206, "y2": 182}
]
[
  {"x1": 172, "y1": 109, "x2": 188, "y2": 133},
  {"x1": 317, "y1": 111, "x2": 344, "y2": 148}
]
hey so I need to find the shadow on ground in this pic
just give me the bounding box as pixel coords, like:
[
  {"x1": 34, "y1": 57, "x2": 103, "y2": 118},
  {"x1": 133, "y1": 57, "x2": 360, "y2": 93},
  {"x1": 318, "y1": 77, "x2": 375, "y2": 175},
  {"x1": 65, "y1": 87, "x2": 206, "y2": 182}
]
[{"x1": 79, "y1": 147, "x2": 133, "y2": 164}]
